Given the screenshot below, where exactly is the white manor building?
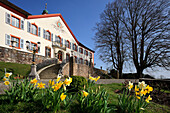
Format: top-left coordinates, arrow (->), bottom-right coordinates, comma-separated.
0,0 -> 94,66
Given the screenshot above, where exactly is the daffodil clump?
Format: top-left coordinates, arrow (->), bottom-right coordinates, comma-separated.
118,81 -> 154,113
133,81 -> 153,103
3,73 -> 12,86
89,75 -> 100,82
41,75 -> 73,112
77,80 -> 113,113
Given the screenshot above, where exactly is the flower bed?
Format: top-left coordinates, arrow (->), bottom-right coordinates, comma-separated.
1,73 -> 163,113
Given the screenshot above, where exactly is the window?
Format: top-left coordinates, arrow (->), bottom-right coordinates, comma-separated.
45,47 -> 51,58
11,16 -> 20,28
84,50 -> 86,55
66,53 -> 70,62
73,44 -> 77,51
90,53 -> 92,58
56,36 -> 61,43
65,40 -> 70,48
86,50 -> 88,56
55,36 -> 62,47
30,42 -> 37,51
11,36 -> 20,48
43,30 -> 51,40
79,48 -> 83,54
79,58 -> 83,64
46,31 -> 50,40
74,56 -> 77,63
32,24 -> 37,35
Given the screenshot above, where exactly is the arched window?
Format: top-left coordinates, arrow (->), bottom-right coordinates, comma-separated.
32,24 -> 37,35
46,31 -> 50,40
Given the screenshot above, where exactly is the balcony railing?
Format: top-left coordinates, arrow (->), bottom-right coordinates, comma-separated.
52,41 -> 66,50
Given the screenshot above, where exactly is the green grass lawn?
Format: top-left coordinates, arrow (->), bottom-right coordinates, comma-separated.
0,61 -> 31,79
0,83 -> 169,113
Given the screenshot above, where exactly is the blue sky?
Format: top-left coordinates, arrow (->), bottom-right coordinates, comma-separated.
8,0 -> 170,78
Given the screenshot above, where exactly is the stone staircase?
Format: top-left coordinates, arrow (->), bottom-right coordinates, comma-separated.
39,64 -> 61,79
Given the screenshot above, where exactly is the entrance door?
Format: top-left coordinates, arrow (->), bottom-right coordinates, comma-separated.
58,51 -> 62,61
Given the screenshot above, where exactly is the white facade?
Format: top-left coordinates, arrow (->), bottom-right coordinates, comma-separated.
0,1 -> 94,65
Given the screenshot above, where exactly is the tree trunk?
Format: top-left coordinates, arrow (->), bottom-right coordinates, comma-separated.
119,69 -> 122,79
137,68 -> 143,78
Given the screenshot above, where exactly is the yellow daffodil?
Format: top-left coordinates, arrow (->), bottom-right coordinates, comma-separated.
60,93 -> 67,101
135,85 -> 139,92
52,81 -> 63,91
145,95 -> 152,103
128,81 -> 133,91
63,85 -> 66,91
5,73 -> 12,78
37,82 -> 45,89
145,85 -> 153,93
64,77 -> 72,86
94,76 -> 100,82
4,81 -> 10,85
56,75 -> 61,82
31,78 -> 38,84
138,81 -> 147,89
136,96 -> 140,99
140,88 -> 147,96
135,91 -> 140,96
49,80 -> 55,86
3,77 -> 8,81
83,91 -> 89,97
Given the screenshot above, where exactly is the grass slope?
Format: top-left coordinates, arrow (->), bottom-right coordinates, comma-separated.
0,61 -> 31,79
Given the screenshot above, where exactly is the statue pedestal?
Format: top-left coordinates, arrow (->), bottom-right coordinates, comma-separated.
29,64 -> 40,80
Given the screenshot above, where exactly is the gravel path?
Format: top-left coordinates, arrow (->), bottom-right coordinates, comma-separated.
0,79 -> 139,94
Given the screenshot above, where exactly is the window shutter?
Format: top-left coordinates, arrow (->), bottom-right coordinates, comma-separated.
5,34 -> 10,45
27,21 -> 31,32
21,20 -> 24,30
38,27 -> 41,37
61,38 -> 63,47
65,39 -> 67,46
72,43 -> 74,50
77,46 -> 78,52
20,39 -> 24,49
43,29 -> 45,38
5,13 -> 8,23
5,13 -> 10,24
70,42 -> 72,49
51,33 -> 53,42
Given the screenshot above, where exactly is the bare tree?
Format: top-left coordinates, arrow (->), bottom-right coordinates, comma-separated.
121,0 -> 170,78
93,1 -> 126,78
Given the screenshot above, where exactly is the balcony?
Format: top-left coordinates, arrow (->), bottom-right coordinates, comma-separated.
52,41 -> 66,50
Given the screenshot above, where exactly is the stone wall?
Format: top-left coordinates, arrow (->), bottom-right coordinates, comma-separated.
62,63 -> 93,78
0,46 -> 46,64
